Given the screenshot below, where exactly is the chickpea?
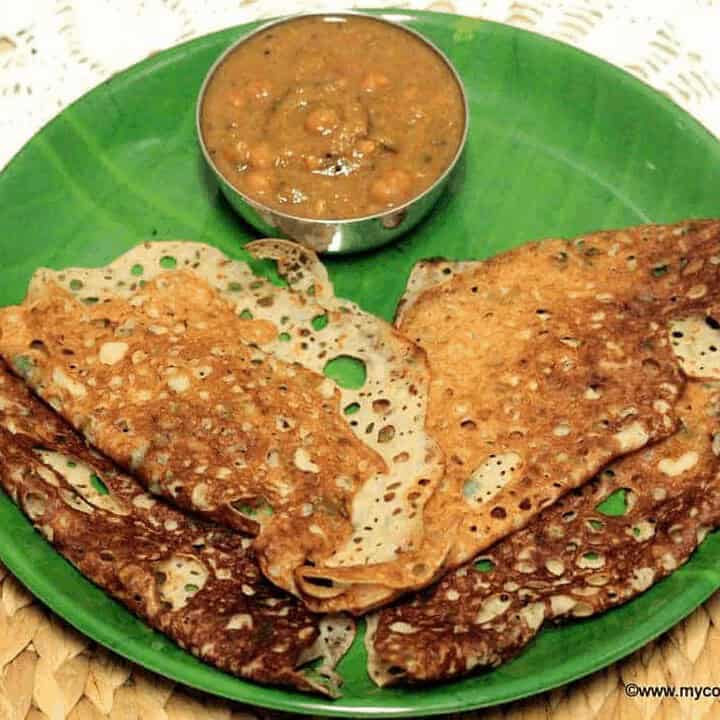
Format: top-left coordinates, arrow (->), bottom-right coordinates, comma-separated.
222,139 -> 249,166
356,139 -> 377,155
244,171 -> 274,196
234,140 -> 250,161
360,71 -> 390,92
406,104 -> 426,125
304,154 -> 325,171
228,91 -> 246,109
304,107 -> 339,135
246,79 -> 272,101
369,169 -> 412,205
401,84 -> 419,101
248,141 -> 274,170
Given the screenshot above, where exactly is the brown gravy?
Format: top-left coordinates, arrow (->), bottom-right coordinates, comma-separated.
200,15 -> 465,220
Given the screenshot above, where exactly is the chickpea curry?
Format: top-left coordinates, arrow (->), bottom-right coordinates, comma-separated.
200,15 -> 466,220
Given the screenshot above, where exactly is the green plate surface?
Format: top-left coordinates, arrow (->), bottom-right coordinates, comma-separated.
1,9 -> 720,717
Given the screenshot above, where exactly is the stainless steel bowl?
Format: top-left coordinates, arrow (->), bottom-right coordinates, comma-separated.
196,12 -> 469,254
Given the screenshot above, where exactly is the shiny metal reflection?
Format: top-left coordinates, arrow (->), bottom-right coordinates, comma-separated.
196,11 -> 469,254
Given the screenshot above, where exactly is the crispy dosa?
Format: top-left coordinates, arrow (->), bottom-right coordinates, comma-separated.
0,364 -> 353,696
396,220 -> 720,569
0,242 -> 445,613
367,380 -> 720,684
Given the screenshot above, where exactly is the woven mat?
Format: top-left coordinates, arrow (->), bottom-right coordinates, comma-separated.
0,563 -> 718,720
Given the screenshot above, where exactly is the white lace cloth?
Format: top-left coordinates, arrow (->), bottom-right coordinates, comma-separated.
1,1 -> 719,170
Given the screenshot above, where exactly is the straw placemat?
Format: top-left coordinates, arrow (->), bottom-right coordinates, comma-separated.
0,561 -> 717,720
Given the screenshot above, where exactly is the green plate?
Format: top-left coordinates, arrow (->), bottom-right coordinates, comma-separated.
1,9 -> 720,717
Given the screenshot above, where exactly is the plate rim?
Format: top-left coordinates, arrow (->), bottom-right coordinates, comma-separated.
1,8 -> 720,717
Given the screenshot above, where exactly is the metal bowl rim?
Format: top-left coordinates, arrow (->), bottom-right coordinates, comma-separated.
195,10 -> 470,226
